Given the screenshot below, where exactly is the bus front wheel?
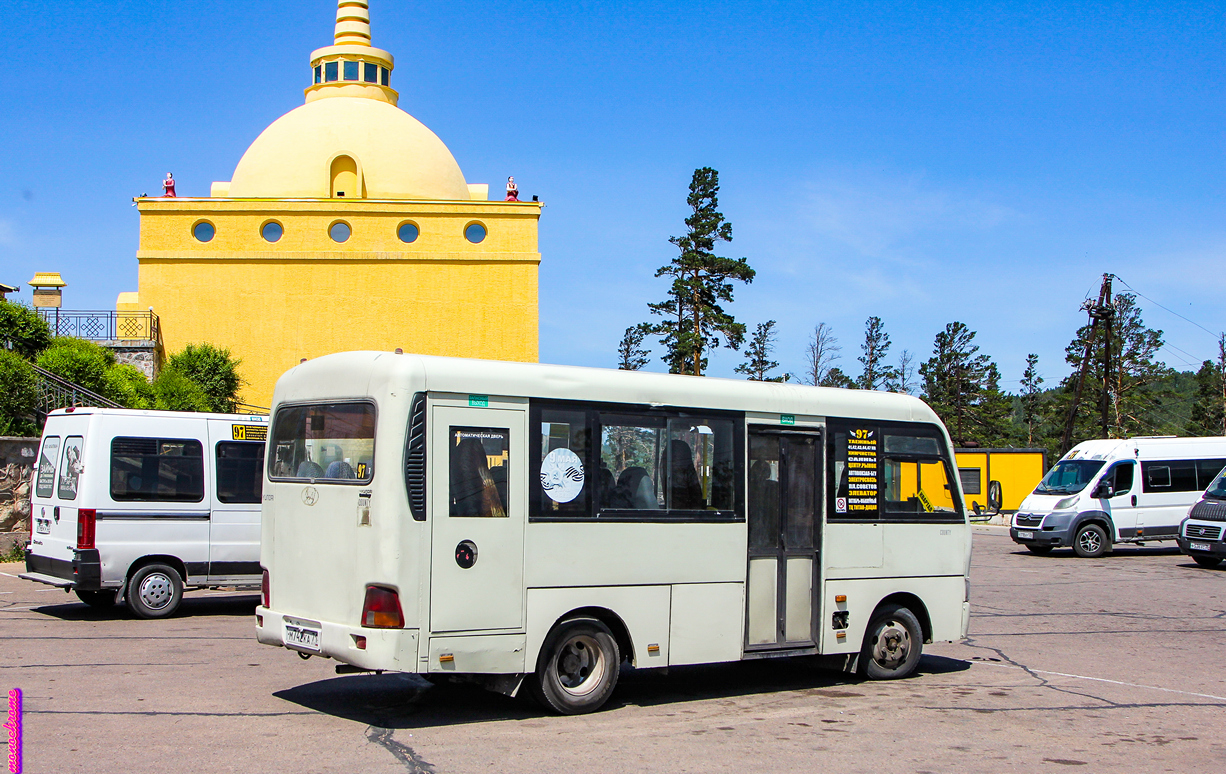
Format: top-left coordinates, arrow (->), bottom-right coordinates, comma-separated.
859,605 -> 923,680
532,617 -> 620,715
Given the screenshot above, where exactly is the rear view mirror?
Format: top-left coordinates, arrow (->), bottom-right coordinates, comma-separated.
987,480 -> 1003,513
1093,483 -> 1114,499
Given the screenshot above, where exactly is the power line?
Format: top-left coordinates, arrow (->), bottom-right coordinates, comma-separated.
1114,275 -> 1222,341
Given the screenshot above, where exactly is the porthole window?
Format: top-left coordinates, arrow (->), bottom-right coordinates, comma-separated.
261,221 -> 283,243
192,221 -> 215,243
464,222 -> 487,244
343,61 -> 359,81
329,221 -> 352,243
397,222 -> 419,243
363,62 -> 378,83
325,62 -> 338,82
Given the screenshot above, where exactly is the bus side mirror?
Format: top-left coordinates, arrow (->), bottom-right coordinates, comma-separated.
1093,482 -> 1113,499
987,481 -> 1003,513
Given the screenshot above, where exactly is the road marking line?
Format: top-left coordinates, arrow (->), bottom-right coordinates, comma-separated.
972,660 -> 1226,702
0,572 -> 21,578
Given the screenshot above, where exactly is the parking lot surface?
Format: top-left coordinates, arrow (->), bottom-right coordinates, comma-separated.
3,527 -> 1225,773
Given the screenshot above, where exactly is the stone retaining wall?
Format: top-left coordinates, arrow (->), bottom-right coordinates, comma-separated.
0,437 -> 38,534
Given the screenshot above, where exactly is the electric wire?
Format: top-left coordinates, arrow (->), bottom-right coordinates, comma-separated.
1113,275 -> 1223,341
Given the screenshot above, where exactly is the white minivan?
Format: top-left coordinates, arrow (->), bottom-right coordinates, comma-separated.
1011,436 -> 1226,558
21,407 -> 268,617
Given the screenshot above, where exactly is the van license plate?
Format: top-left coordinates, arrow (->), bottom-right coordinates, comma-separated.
1017,531 -> 1034,540
284,621 -> 321,652
1190,542 -> 1211,552
35,519 -> 50,534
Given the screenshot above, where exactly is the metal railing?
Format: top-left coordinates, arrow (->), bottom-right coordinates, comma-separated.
37,309 -> 161,345
32,364 -> 122,420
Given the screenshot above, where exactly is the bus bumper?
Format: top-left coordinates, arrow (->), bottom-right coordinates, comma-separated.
255,606 -> 419,673
21,549 -> 104,590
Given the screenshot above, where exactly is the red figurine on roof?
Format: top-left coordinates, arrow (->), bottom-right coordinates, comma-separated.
505,176 -> 519,202
162,173 -> 176,197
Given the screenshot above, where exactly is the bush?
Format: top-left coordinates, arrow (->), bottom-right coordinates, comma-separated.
0,300 -> 52,360
0,350 -> 38,436
104,364 -> 155,409
36,337 -> 116,396
167,343 -> 243,413
153,367 -> 213,412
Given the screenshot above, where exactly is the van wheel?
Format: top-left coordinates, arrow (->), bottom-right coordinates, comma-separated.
859,604 -> 923,680
531,618 -> 620,715
1073,524 -> 1108,558
1025,545 -> 1053,556
1193,556 -> 1222,569
127,564 -> 183,619
76,589 -> 117,608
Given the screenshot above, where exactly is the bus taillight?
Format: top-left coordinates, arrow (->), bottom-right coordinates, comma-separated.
362,585 -> 404,628
261,568 -> 270,608
76,509 -> 96,550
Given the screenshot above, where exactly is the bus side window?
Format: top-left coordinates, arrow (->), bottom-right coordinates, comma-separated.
538,409 -> 590,516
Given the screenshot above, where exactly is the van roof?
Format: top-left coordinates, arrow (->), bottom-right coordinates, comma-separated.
1066,435 -> 1226,462
44,407 -> 267,422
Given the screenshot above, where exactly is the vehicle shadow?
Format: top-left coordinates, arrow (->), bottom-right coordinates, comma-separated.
273,653 -> 969,729
1012,545 -> 1184,559
30,593 -> 259,621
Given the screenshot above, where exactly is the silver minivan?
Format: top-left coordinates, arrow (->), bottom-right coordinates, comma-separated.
21,408 -> 268,617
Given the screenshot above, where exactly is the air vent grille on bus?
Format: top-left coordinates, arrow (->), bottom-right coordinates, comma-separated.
406,392 -> 427,521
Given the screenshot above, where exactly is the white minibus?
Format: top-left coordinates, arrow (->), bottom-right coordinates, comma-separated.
255,352 -> 972,714
21,408 -> 268,617
1011,436 -> 1226,558
1177,465 -> 1226,568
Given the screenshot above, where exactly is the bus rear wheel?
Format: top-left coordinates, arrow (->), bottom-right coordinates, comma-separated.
859,605 -> 923,680
532,617 -> 620,715
127,563 -> 183,619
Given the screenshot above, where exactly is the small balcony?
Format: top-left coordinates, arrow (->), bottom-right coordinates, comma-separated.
37,309 -> 162,347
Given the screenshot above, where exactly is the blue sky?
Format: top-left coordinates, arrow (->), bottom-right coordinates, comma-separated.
2,1 -> 1224,390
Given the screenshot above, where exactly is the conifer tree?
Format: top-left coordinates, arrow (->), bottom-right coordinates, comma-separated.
616,324 -> 652,371
820,367 -> 857,388
919,321 -> 1010,446
1188,334 -> 1226,435
857,316 -> 897,390
736,321 -> 786,382
1019,353 -> 1044,446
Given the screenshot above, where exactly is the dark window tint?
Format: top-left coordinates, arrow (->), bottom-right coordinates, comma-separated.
784,436 -> 817,549
343,61 -> 359,81
325,61 -> 338,82
111,438 -> 204,502
1111,462 -> 1134,494
380,67 -> 389,86
314,65 -> 322,84
830,421 -> 961,520
538,409 -> 590,517
1196,459 -> 1226,489
364,62 -> 378,83
959,468 -> 981,495
270,402 -> 375,483
666,418 -> 735,511
748,434 -> 780,550
599,415 -> 664,511
1143,460 -> 1198,492
35,436 -> 61,498
216,442 -> 264,503
450,427 -> 509,517
58,436 -> 84,501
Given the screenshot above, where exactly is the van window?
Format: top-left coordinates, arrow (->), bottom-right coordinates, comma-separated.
35,436 -> 61,498
58,436 -> 84,500
1142,460 -> 1198,493
1109,462 -> 1134,494
269,402 -> 375,483
1196,459 -> 1226,489
111,438 -> 205,502
216,442 -> 265,504
449,427 -> 509,517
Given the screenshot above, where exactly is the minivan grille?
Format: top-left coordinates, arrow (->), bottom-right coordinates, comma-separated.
1185,524 -> 1223,540
1189,500 -> 1226,522
1015,514 -> 1043,527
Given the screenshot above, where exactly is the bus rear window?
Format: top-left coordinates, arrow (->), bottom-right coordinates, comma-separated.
270,402 -> 375,483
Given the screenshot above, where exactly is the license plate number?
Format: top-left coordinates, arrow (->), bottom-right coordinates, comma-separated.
284,620 -> 321,652
1190,542 -> 1211,552
35,519 -> 51,534
1017,531 -> 1034,540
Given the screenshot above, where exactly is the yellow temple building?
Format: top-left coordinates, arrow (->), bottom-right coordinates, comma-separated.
126,0 -> 541,406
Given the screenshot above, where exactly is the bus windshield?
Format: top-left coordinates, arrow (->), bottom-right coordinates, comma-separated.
1205,469 -> 1226,500
1033,459 -> 1105,495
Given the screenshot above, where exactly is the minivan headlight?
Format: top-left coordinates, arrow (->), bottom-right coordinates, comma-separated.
1054,496 -> 1079,510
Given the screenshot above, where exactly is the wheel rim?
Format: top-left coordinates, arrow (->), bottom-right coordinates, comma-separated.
553,634 -> 606,697
870,619 -> 912,669
1079,529 -> 1101,554
138,572 -> 174,611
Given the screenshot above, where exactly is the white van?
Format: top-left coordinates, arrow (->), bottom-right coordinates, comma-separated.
21,407 -> 268,617
1011,436 -> 1226,558
1177,466 -> 1226,569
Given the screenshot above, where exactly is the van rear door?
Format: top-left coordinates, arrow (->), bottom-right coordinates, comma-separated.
208,418 -> 266,583
27,425 -> 87,582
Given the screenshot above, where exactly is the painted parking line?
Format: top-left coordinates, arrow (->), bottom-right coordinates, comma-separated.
972,660 -> 1226,702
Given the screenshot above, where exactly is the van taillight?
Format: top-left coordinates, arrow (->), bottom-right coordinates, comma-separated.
261,569 -> 270,608
361,586 -> 404,629
76,509 -> 97,550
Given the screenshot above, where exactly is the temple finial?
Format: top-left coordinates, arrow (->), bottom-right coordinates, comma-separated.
335,0 -> 372,46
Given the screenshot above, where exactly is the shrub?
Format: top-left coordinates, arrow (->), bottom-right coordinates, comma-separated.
0,300 -> 53,360
153,367 -> 213,412
166,343 -> 243,413
104,364 -> 155,409
0,350 -> 38,436
35,337 -> 115,396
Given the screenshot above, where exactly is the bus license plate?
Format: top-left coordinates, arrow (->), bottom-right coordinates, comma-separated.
1017,531 -> 1034,540
1190,542 -> 1211,552
284,620 -> 321,652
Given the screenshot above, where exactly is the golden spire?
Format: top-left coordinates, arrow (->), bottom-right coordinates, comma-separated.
334,0 -> 372,46
306,0 -> 397,105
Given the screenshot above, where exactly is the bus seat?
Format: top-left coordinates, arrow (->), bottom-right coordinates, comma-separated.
325,461 -> 355,479
668,440 -> 704,510
296,460 -> 325,478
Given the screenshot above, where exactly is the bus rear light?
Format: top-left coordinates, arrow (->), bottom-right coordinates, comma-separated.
361,585 -> 404,629
353,635 -> 367,650
76,509 -> 96,550
261,569 -> 270,608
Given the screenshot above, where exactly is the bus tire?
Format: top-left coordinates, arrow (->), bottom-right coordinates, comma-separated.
1072,523 -> 1108,558
127,563 -> 183,619
1193,556 -> 1222,569
76,589 -> 117,608
532,617 -> 620,715
1025,544 -> 1053,556
859,605 -> 923,680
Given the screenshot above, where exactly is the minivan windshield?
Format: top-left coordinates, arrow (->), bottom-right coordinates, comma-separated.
1034,459 -> 1106,495
1205,469 -> 1226,500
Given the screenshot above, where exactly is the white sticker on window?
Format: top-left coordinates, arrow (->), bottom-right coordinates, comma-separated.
540,448 -> 584,503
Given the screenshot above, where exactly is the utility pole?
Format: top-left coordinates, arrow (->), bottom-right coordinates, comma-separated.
1060,273 -> 1116,455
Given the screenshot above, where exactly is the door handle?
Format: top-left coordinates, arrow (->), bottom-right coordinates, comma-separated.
1131,495 -> 1137,506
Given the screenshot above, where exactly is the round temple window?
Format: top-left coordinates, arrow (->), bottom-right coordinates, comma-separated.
329,221 -> 351,243
397,222 -> 419,243
192,221 -> 215,243
261,221 -> 283,243
464,222 -> 487,244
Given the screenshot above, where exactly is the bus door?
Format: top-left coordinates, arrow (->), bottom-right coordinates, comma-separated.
746,428 -> 822,650
429,406 -> 526,633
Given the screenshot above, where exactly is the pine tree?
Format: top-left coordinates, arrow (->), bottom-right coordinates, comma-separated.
1187,335 -> 1226,435
736,321 -> 786,382
919,322 -> 1010,446
820,367 -> 857,388
1019,353 -> 1044,446
646,167 -> 755,375
617,324 -> 652,371
803,322 -> 841,386
857,316 -> 898,390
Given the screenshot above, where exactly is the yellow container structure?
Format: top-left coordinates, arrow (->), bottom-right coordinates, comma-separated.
953,448 -> 1048,513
